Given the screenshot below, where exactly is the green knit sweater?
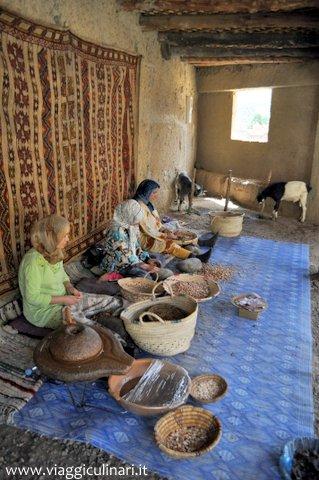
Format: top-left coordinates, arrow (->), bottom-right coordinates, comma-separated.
18,248 -> 69,328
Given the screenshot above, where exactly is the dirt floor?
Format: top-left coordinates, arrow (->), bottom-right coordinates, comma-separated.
1,198 -> 318,479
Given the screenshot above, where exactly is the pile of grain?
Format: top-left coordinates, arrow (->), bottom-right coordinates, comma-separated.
200,263 -> 235,282
192,379 -> 221,401
171,281 -> 210,300
165,426 -> 210,453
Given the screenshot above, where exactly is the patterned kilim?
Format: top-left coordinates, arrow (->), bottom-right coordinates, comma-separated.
0,9 -> 140,295
0,327 -> 42,424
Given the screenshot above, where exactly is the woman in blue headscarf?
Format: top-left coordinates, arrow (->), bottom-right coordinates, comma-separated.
133,179 -> 192,259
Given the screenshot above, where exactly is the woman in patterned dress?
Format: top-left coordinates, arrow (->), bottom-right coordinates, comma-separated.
133,179 -> 194,259
99,199 -> 159,277
18,215 -> 122,329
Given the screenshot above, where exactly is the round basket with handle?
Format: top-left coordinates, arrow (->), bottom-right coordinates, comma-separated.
117,274 -> 165,303
121,296 -> 198,356
163,274 -> 220,303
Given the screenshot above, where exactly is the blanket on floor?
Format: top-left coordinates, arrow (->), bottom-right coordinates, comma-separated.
14,236 -> 313,479
0,328 -> 42,424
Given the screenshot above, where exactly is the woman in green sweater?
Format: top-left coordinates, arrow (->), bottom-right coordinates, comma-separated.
18,215 -> 121,329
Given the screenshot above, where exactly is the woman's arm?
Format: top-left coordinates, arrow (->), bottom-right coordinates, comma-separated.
64,281 -> 83,299
50,294 -> 81,306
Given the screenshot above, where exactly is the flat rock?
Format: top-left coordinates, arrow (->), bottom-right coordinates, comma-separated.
157,268 -> 174,280
177,258 -> 202,274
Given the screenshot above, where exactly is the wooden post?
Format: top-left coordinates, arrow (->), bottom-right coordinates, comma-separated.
224,169 -> 232,211
260,170 -> 272,216
189,166 -> 197,212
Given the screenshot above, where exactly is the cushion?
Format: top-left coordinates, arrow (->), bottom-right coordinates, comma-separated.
8,315 -> 53,338
76,277 -> 120,296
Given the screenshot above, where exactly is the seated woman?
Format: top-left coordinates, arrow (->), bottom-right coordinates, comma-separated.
99,199 -> 159,278
18,215 -> 122,329
133,179 -> 200,260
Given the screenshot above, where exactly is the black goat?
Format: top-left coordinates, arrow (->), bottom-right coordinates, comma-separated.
174,172 -> 205,211
257,181 -> 311,222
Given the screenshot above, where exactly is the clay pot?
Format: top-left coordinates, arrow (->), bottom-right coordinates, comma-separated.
108,358 -> 190,416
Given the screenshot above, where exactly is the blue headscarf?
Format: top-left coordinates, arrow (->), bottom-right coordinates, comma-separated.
133,179 -> 160,212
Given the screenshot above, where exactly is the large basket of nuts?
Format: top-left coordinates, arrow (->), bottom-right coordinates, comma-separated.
120,296 -> 198,356
163,274 -> 220,303
154,405 -> 222,459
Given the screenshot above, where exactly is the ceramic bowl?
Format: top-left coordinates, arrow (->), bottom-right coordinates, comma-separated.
108,358 -> 191,416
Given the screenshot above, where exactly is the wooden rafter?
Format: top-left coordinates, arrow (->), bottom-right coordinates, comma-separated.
183,57 -> 311,66
158,30 -> 319,49
171,46 -> 319,58
119,1 -> 319,14
140,12 -> 319,31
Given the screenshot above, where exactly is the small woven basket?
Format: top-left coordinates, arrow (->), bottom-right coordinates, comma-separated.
173,230 -> 198,246
154,405 -> 222,459
190,374 -> 228,404
117,275 -> 164,303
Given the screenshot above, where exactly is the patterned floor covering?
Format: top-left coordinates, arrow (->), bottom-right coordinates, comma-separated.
14,236 -> 313,480
0,328 -> 42,425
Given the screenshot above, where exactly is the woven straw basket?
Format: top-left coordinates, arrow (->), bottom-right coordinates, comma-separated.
117,275 -> 164,303
163,274 -> 220,303
173,230 -> 198,246
190,374 -> 228,404
210,212 -> 244,237
154,405 -> 222,459
121,296 -> 198,356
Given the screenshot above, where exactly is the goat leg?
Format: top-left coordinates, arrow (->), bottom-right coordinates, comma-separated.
272,200 -> 281,220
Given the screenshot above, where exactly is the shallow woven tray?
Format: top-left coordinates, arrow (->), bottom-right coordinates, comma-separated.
163,274 -> 220,303
190,374 -> 228,404
118,277 -> 164,302
154,405 -> 222,459
171,230 -> 198,246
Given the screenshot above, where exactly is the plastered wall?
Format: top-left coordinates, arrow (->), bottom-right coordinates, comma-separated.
0,0 -> 197,211
196,63 -> 319,221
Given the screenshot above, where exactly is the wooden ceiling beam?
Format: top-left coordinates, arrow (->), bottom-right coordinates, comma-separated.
120,1 -> 319,14
170,46 -> 319,59
158,30 -> 319,49
183,57 -> 310,66
139,12 -> 319,31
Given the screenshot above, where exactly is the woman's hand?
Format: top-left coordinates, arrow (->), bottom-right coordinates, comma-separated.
65,283 -> 83,299
147,259 -> 161,269
63,295 -> 81,306
161,228 -> 177,239
139,262 -> 160,273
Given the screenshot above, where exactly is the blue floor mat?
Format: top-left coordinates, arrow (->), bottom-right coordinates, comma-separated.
14,236 -> 313,480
